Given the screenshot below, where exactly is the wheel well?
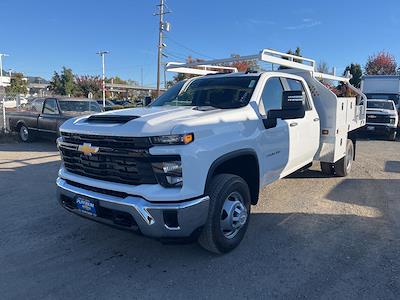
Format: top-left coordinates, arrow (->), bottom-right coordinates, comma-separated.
207,152 -> 260,205
15,121 -> 26,132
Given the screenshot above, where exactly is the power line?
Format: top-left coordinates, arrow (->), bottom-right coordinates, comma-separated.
164,36 -> 216,59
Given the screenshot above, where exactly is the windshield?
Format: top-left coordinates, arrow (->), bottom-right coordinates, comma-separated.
151,76 -> 259,109
365,93 -> 399,105
367,101 -> 395,110
58,100 -> 102,113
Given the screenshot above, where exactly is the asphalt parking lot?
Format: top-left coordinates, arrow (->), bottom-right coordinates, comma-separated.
1,139 -> 399,299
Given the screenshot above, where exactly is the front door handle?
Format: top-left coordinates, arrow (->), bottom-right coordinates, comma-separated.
290,122 -> 298,127
313,118 -> 320,122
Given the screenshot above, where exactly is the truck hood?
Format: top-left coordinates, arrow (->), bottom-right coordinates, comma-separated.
59,106 -> 252,137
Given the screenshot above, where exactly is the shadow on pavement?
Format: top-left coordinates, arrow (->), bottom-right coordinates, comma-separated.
1,146 -> 399,299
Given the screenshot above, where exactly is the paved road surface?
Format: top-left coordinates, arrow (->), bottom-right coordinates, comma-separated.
0,139 -> 399,299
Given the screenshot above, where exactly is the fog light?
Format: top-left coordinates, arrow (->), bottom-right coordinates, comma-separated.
152,160 -> 183,187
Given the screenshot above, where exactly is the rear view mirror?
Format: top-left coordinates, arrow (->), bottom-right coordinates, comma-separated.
144,96 -> 152,106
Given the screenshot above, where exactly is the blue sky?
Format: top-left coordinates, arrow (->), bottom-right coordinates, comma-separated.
1,0 -> 399,86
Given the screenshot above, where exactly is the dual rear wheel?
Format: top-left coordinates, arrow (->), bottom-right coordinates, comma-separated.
320,139 -> 354,177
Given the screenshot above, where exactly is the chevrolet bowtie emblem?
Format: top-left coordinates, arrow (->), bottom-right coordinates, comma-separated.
78,143 -> 99,156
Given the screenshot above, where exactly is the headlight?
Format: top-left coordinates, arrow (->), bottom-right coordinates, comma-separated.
152,160 -> 183,187
390,118 -> 396,124
150,133 -> 194,145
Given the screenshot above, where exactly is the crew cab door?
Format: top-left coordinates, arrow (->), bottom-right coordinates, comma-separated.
258,76 -> 319,179
38,98 -> 60,134
280,77 -> 319,174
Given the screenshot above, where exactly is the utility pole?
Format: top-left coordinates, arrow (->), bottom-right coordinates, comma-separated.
154,0 -> 170,96
96,51 -> 109,107
0,53 -> 9,133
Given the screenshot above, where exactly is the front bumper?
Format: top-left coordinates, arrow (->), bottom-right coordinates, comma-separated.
56,178 -> 209,238
364,123 -> 397,134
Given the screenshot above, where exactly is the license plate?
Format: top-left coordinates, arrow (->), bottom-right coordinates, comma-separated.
76,197 -> 97,217
367,126 -> 375,131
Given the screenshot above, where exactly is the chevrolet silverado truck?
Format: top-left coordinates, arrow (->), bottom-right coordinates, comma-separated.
56,49 -> 366,253
8,97 -> 102,142
365,99 -> 398,141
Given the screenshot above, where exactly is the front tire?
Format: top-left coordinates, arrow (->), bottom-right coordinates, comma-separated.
18,124 -> 32,142
198,174 -> 251,254
388,130 -> 397,141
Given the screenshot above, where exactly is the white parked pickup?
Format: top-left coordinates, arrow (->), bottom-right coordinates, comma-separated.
56,49 -> 366,253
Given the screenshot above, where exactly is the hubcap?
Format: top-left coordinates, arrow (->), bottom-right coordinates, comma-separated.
220,191 -> 248,239
20,126 -> 28,141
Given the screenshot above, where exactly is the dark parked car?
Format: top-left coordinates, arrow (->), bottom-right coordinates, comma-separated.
96,99 -> 117,111
110,99 -> 133,106
8,97 -> 103,142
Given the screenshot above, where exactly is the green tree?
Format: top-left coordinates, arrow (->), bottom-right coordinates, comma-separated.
49,67 -> 76,96
343,63 -> 362,88
61,67 -> 75,96
5,73 -> 28,95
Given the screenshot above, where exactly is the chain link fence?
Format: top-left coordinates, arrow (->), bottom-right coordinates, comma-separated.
1,90 -> 27,134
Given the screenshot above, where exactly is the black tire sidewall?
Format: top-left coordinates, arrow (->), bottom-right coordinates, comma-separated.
207,175 -> 251,253
19,125 -> 29,142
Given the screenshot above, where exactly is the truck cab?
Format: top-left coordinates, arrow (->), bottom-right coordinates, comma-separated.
56,49 -> 366,253
365,99 -> 398,140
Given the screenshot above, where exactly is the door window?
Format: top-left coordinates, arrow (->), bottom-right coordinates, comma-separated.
31,99 -> 44,112
43,99 -> 59,114
259,77 -> 284,115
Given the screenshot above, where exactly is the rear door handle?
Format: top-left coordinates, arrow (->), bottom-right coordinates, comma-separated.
290,122 -> 298,127
313,118 -> 319,122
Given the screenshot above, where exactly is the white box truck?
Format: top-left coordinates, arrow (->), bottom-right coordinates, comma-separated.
56,49 -> 366,253
361,75 -> 400,109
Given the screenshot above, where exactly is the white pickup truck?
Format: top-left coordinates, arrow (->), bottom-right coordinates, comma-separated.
56,49 -> 366,253
365,99 -> 398,140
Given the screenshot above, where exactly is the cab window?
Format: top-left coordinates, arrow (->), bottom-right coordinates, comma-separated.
259,77 -> 284,115
43,99 -> 59,114
31,99 -> 44,112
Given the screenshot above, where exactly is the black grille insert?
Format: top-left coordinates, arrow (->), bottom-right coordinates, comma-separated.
367,114 -> 391,124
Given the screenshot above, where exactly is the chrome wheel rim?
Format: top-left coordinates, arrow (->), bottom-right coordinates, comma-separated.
20,126 -> 29,141
220,191 -> 248,239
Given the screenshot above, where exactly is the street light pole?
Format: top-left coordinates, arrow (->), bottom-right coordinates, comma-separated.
0,53 -> 10,133
96,51 -> 109,107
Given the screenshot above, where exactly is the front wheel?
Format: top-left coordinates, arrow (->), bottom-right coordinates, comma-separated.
388,130 -> 397,141
198,174 -> 251,254
18,124 -> 32,142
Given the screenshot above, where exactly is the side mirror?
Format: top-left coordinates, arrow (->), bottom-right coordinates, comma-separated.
144,96 -> 152,106
262,90 -> 306,129
282,90 -> 305,110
